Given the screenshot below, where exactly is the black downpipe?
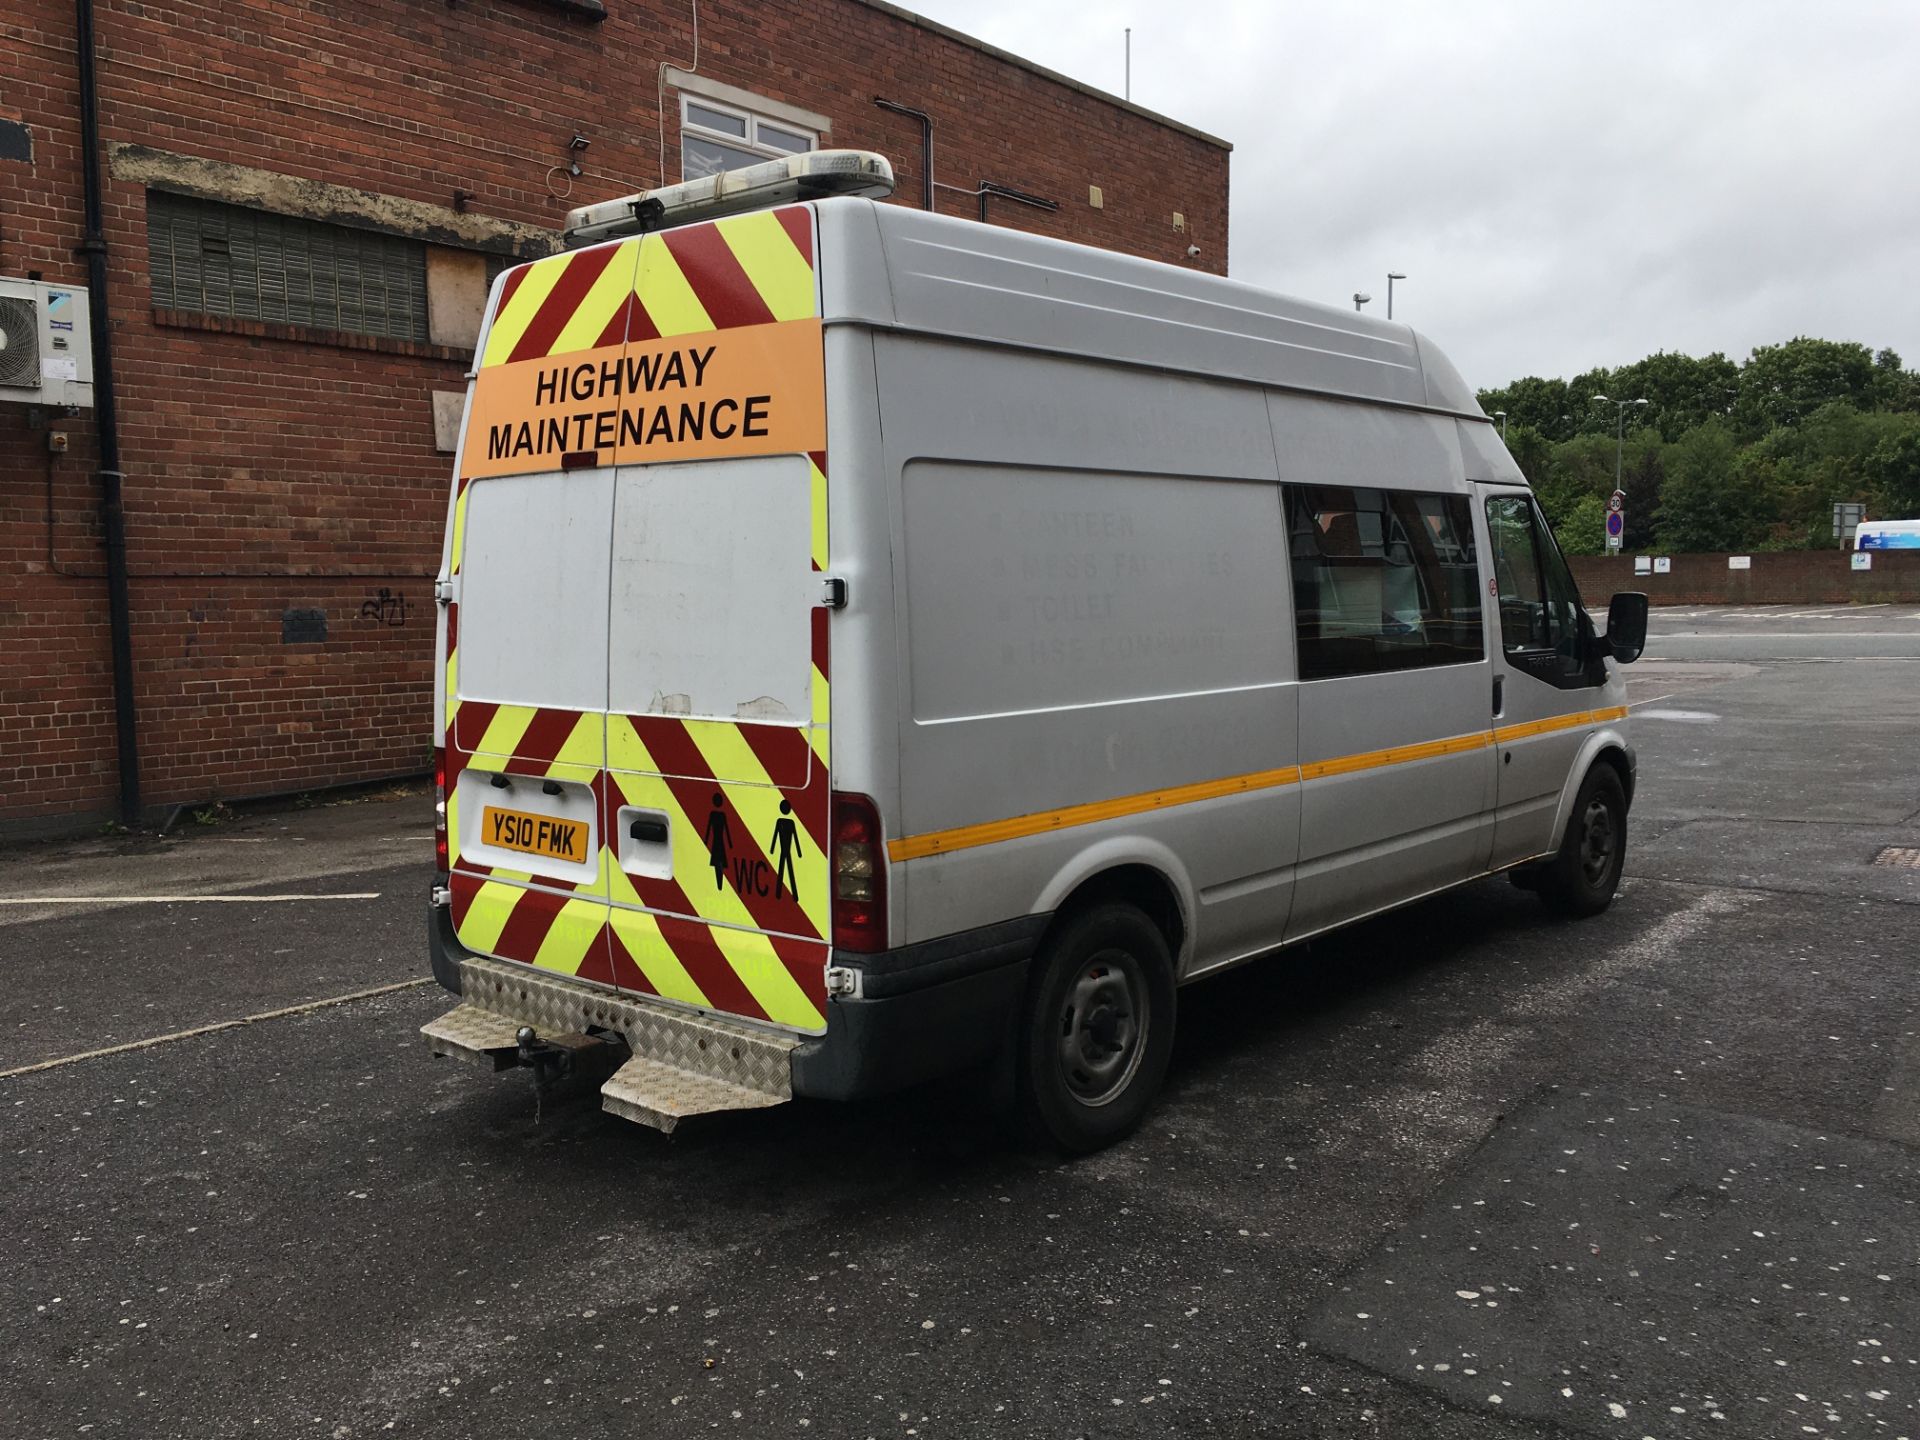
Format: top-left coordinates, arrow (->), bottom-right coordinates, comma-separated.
75,0 -> 141,824
872,98 -> 933,211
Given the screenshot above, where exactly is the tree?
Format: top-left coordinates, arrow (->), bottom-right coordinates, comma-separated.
1607,350 -> 1739,440
1553,492 -> 1608,556
1865,428 -> 1920,520
1734,338 -> 1879,438
1656,420 -> 1772,551
1476,375 -> 1574,439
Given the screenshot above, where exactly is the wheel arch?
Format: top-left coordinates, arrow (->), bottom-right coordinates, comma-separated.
1548,727 -> 1635,847
1030,838 -> 1193,974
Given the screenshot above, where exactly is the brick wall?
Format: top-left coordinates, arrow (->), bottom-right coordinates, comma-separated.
0,0 -> 1231,833
1569,551 -> 1920,606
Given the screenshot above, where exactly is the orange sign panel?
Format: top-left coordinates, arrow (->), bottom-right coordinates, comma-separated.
461,317 -> 825,479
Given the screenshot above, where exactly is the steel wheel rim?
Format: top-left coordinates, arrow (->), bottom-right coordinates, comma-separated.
1579,796 -> 1617,885
1056,948 -> 1148,1106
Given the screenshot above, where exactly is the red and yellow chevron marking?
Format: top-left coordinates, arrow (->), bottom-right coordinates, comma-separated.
478,207 -> 815,369
442,205 -> 832,1034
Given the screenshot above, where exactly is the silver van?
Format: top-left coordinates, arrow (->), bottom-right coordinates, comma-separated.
422,153 -> 1648,1152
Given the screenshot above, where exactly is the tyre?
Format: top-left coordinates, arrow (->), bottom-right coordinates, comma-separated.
1015,902 -> 1176,1155
1535,764 -> 1627,918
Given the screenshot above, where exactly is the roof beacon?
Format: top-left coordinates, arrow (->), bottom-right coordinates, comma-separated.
564,150 -> 896,247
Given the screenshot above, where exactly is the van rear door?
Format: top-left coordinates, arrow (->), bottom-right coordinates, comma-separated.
448,208 -> 829,1031
443,232 -> 650,989
603,452 -> 831,1033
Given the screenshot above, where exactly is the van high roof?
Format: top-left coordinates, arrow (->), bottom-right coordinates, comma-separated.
810,198 -> 1485,422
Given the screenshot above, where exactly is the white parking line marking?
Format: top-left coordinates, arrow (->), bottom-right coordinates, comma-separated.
0,978 -> 435,1080
0,892 -> 381,906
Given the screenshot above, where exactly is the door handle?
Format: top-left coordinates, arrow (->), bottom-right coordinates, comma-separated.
1492,676 -> 1504,717
629,818 -> 668,844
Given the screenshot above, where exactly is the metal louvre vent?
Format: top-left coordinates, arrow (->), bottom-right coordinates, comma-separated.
0,294 -> 39,387
147,191 -> 429,343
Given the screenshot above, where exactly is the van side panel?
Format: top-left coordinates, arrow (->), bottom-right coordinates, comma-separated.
874,335 -> 1299,972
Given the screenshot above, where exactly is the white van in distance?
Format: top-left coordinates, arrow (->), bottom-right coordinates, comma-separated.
422,152 -> 1649,1152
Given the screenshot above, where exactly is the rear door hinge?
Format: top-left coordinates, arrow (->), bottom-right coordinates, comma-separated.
434,578 -> 454,605
820,576 -> 848,609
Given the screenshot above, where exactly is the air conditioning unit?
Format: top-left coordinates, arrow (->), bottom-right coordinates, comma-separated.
0,278 -> 95,408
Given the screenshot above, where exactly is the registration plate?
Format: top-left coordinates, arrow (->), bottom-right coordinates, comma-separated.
482,805 -> 588,863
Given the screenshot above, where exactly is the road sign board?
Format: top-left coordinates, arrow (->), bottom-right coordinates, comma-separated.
1608,492 -> 1625,513
1606,510 -> 1625,538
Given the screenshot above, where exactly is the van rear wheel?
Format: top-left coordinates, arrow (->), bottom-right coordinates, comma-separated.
1536,765 -> 1627,918
1016,902 -> 1175,1155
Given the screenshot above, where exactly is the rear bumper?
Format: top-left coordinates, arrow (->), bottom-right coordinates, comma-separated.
426,880 -> 1045,1103
790,914 -> 1047,1102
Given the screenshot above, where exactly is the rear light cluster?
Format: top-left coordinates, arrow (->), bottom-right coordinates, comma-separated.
433,746 -> 450,871
830,791 -> 887,953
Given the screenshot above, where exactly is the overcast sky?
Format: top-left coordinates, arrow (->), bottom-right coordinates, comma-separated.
911,0 -> 1920,390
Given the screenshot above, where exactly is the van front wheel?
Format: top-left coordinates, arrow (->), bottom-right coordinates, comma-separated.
1016,903 -> 1176,1155
1536,765 -> 1627,918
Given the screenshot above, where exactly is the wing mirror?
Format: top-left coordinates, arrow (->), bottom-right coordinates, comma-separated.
1604,591 -> 1649,664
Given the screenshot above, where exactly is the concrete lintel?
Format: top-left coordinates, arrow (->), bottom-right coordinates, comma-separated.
108,145 -> 557,259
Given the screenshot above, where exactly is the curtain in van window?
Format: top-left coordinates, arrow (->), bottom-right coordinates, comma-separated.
1286,486 -> 1483,681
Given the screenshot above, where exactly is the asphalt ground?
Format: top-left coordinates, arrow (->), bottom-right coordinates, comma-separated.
3,606 -> 1917,1439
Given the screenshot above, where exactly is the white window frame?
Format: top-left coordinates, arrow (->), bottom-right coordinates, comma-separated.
679,93 -> 817,181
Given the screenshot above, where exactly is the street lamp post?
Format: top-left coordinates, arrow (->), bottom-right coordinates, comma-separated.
1353,292 -> 1371,312
1592,394 -> 1649,491
1493,410 -> 1508,439
1387,271 -> 1405,319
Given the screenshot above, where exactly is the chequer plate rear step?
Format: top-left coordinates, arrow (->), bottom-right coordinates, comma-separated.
422,955 -> 800,1134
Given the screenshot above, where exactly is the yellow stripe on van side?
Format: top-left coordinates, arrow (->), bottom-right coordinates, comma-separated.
1494,705 -> 1628,744
1299,730 -> 1490,780
887,705 -> 1631,864
887,765 -> 1303,863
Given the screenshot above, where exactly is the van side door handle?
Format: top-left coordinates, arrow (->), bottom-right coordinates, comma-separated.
1492,675 -> 1503,717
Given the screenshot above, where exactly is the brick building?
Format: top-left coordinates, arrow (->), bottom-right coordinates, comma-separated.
0,0 -> 1231,836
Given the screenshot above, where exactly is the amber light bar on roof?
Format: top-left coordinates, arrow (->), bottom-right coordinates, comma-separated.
563,150 -> 896,247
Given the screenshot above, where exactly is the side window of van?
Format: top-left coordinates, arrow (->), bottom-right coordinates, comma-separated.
1485,496 -> 1587,680
1286,486 -> 1484,681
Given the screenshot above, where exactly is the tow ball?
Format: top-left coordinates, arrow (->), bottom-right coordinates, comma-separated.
515,1025 -> 577,1084
512,1024 -> 623,1093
